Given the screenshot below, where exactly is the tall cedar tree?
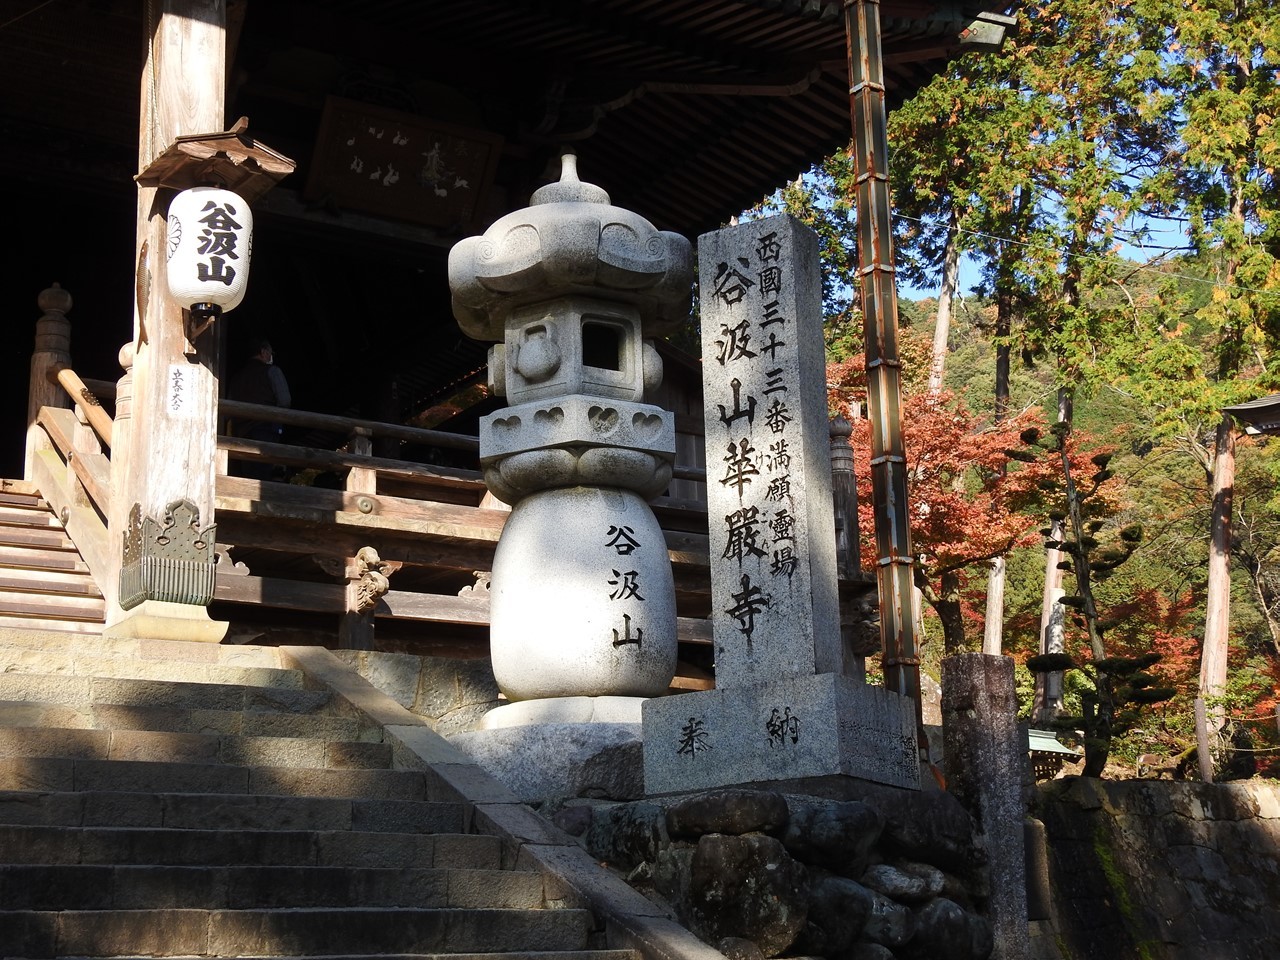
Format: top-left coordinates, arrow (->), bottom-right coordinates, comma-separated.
1126,0 -> 1280,730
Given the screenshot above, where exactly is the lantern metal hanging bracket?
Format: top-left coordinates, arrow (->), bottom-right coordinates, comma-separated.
135,117 -> 296,204
184,303 -> 221,344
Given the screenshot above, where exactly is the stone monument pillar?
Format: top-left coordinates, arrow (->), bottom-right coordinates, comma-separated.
643,214 -> 919,794
449,155 -> 692,726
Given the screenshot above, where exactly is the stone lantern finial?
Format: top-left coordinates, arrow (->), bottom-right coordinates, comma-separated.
529,152 -> 610,206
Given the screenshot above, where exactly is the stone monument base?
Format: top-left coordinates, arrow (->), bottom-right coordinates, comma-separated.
480,695 -> 645,729
642,672 -> 920,795
449,721 -> 643,803
102,600 -> 229,644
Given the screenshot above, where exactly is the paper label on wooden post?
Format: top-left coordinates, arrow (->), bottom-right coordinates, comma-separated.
167,364 -> 198,419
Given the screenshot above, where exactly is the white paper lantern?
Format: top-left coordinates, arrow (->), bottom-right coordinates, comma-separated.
166,186 -> 253,315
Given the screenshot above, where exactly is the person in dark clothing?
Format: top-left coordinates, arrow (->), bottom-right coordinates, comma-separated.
227,339 -> 291,479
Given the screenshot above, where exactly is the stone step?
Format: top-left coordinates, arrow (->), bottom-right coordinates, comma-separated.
0,824 -> 503,869
0,628 -> 286,669
0,864 -> 544,910
0,673 -> 336,716
0,756 -> 430,799
0,906 -> 594,958
0,647 -> 306,690
0,726 -> 393,770
0,790 -> 466,834
0,698 -> 378,742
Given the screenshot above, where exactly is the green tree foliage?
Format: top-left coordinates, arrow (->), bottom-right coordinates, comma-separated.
1023,428 -> 1175,774
756,0 -> 1280,769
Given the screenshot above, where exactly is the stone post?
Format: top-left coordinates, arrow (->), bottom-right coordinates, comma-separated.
642,215 -> 918,795
942,653 -> 1031,960
26,283 -> 73,481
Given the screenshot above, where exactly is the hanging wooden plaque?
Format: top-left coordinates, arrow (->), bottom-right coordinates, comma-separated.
304,96 -> 503,229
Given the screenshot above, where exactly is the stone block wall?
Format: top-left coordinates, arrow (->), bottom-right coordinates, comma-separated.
1035,777 -> 1280,960
555,784 -> 995,960
330,649 -> 500,734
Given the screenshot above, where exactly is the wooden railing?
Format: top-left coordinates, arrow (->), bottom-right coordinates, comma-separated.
31,372 -> 725,673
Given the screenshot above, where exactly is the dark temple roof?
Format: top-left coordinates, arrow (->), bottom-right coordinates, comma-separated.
0,0 -> 1013,238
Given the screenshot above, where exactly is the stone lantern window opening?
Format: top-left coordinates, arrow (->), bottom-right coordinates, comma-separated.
582,320 -> 623,373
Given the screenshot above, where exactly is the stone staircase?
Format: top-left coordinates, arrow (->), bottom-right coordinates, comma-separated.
0,489 -> 104,636
0,628 -> 665,960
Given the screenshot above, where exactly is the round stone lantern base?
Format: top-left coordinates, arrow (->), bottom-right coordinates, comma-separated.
489,485 -> 677,701
479,695 -> 645,728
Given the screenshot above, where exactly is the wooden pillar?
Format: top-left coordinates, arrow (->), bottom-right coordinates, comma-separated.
829,417 -> 861,577
844,0 -> 922,740
26,284 -> 73,481
830,416 -> 868,680
104,1 -> 228,643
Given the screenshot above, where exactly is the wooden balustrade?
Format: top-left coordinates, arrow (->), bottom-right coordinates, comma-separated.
51,367 -> 113,448
26,293 -> 867,669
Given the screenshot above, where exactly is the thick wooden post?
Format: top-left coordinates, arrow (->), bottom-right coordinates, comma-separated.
26,283 -> 73,481
104,1 -> 228,642
831,416 -> 868,680
829,417 -> 861,577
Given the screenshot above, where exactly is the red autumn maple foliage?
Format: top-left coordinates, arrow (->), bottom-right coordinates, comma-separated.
841,385 -> 1058,651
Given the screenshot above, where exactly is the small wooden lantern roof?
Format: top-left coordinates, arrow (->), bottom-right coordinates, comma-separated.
135,118 -> 295,206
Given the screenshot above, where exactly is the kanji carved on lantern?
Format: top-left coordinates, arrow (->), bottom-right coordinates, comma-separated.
448,154 -> 692,712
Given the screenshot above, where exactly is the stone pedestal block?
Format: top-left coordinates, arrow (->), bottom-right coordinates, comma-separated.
101,599 -> 229,643
490,485 -> 676,701
480,696 -> 645,727
942,653 -> 1029,960
643,673 -> 919,795
450,722 -> 643,802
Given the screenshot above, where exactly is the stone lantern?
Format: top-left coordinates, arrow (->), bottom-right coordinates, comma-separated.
449,155 -> 692,721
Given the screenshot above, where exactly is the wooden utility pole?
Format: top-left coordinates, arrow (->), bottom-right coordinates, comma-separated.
104,0 -> 227,641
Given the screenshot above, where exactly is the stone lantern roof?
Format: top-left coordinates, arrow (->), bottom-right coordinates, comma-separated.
448,155 -> 693,342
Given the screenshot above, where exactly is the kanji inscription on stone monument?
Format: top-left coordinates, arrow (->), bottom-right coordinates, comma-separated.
642,213 -> 920,795
698,215 -> 841,687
